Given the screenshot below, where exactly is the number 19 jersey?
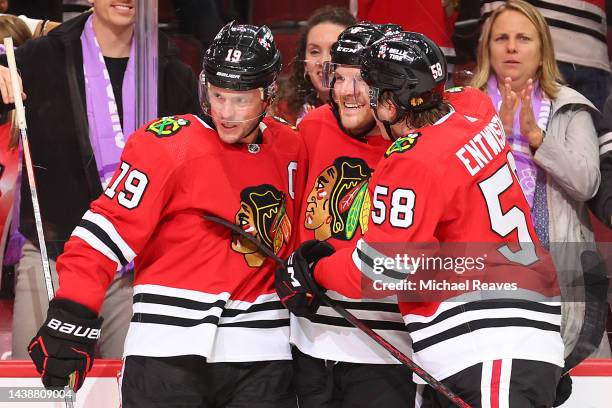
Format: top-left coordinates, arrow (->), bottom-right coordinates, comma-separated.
55,114 -> 307,363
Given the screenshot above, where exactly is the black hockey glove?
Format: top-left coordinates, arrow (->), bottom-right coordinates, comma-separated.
275,240 -> 335,317
553,374 -> 572,407
28,298 -> 103,392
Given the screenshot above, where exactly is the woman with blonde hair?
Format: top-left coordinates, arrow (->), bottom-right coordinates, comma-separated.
470,0 -> 609,369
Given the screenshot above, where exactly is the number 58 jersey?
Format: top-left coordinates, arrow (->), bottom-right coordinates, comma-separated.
314,89 -> 565,382
55,114 -> 307,362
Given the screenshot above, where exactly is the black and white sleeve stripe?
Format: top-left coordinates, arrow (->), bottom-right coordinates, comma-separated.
219,296 -> 289,329
71,210 -> 137,270
406,300 -> 561,353
599,132 -> 612,156
351,238 -> 417,284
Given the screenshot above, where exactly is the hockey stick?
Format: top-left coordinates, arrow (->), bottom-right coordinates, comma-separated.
203,214 -> 472,408
4,37 -> 76,408
563,250 -> 609,374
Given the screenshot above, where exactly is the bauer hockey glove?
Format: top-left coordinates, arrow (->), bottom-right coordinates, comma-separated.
28,298 -> 103,392
275,240 -> 335,317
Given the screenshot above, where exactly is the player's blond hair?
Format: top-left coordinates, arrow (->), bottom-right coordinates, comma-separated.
469,0 -> 562,99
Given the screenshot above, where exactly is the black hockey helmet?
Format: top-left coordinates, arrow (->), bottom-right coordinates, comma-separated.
329,22 -> 400,67
378,23 -> 405,36
361,31 -> 447,113
324,22 -> 402,140
201,21 -> 281,96
324,22 -> 402,84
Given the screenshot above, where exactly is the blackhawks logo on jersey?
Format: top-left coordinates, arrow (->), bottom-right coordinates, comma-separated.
384,132 -> 421,158
146,116 -> 190,138
305,157 -> 372,241
231,184 -> 292,268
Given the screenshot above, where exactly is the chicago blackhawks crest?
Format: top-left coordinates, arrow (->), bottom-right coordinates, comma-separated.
305,157 -> 372,241
146,116 -> 190,138
384,132 -> 421,158
231,184 -> 292,267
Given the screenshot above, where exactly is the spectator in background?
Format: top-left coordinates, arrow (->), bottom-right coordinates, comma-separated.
0,0 -> 8,13
279,6 -> 355,125
470,0 -> 609,358
481,0 -> 610,111
0,13 -> 60,38
0,0 -> 199,359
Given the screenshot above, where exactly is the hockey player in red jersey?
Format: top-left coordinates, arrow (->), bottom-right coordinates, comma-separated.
27,22 -> 306,407
288,22 -> 416,408
277,32 -> 565,407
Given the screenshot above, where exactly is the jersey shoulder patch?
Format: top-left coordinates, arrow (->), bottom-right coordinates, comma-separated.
146,116 -> 191,138
384,132 -> 421,158
270,115 -> 298,130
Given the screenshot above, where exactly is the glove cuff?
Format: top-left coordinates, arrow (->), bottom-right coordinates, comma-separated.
50,298 -> 98,319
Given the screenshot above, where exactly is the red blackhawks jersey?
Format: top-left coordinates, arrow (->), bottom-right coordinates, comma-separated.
446,86 -> 498,121
294,105 -> 411,364
56,114 -> 307,362
313,89 -> 564,381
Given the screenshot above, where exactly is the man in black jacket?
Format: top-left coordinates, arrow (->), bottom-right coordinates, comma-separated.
0,0 -> 199,358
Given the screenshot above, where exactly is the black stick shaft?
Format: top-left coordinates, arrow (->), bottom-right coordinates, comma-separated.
203,214 -> 471,408
4,36 -> 75,408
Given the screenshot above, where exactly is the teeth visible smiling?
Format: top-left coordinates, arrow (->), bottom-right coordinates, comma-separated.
344,102 -> 361,109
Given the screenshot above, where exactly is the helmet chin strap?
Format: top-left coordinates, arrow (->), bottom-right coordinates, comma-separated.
372,103 -> 405,141
381,120 -> 395,141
